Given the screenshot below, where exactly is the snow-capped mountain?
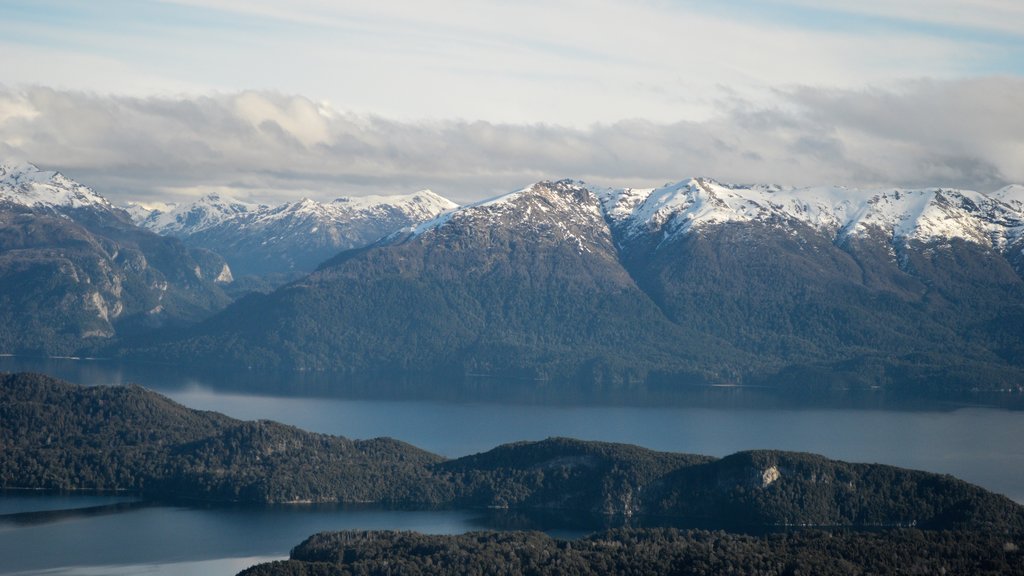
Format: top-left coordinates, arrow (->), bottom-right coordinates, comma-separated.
163,179 -> 693,376
8,160 -> 1024,391
993,184 -> 1024,207
409,180 -> 612,255
135,190 -> 458,277
403,177 -> 1024,258
0,160 -> 115,212
595,178 -> 1024,254
134,193 -> 263,235
153,177 -> 1024,392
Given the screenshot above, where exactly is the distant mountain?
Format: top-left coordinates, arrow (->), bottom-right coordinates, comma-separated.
143,180 -> 734,384
138,177 -> 1024,392
5,373 -> 1021,532
599,178 -> 1024,389
132,190 -> 458,278
0,161 -> 232,355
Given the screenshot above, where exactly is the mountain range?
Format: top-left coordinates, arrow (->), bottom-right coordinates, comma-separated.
0,161 -> 232,355
4,160 -> 1024,393
134,178 -> 1024,392
130,189 -> 457,279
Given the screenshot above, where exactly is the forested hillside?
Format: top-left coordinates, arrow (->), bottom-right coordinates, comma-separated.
3,373 -> 1022,532
239,528 -> 1024,576
127,179 -> 1024,393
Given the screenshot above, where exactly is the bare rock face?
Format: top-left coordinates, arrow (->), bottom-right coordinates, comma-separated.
761,465 -> 781,488
0,162 -> 232,355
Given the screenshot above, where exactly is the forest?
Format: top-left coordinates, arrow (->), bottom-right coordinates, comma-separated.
3,372 -> 1023,534
238,527 -> 1024,576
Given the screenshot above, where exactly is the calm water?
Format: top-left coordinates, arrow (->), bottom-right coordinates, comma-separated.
0,498 -> 486,575
2,357 -> 1024,575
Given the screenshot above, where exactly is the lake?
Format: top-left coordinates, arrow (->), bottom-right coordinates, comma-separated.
0,496 -> 492,575
2,357 -> 1024,575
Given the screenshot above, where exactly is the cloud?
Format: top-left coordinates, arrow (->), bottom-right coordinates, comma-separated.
3,1 -> 1020,126
1,79 -> 1022,205
774,0 -> 1024,37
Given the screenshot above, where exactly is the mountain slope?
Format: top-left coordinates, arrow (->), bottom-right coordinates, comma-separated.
131,176 -> 1024,392
0,161 -> 232,355
244,528 -> 1024,576
0,372 -> 443,503
599,179 -> 1024,390
142,180 -> 738,384
134,190 -> 457,278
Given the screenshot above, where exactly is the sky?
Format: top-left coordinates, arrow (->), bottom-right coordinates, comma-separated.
1,0 -> 1023,205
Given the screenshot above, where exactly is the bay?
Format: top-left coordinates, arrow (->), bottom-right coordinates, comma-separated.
0,499 -> 485,575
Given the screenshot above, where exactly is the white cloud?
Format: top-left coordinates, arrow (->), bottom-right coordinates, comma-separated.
0,80 -> 1021,206
2,1 -> 1017,126
777,0 -> 1024,36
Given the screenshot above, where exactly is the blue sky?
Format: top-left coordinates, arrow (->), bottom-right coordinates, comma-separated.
1,0 -> 1022,203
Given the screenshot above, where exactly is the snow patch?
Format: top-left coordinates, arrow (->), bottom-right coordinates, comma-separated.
592,178 -> 1024,251
0,160 -> 114,211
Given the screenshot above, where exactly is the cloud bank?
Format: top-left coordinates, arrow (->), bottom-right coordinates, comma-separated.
1,78 -> 1022,205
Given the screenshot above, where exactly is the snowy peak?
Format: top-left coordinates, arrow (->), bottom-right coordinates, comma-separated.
0,160 -> 114,211
133,188 -> 459,276
141,193 -> 262,235
593,179 -> 1024,251
331,189 -> 458,219
411,180 -> 611,254
598,178 -> 860,240
124,202 -> 161,224
142,189 -> 459,238
993,184 -> 1024,207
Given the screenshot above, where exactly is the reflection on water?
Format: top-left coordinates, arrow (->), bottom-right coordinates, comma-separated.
2,355 -> 1022,410
0,499 -> 149,527
0,494 -> 789,576
0,498 -> 482,575
5,556 -> 282,576
0,493 -> 139,516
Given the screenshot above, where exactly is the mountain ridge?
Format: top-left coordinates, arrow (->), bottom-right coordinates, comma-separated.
7,159 -> 1024,392
0,162 -> 233,354
132,188 -> 457,277
0,160 -> 115,212
139,177 -> 1024,391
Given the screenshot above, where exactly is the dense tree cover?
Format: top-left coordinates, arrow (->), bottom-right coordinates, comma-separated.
435,438 -> 713,515
0,373 -> 443,503
433,440 -> 1024,532
238,528 -> 1024,576
3,373 -> 1023,533
627,224 -> 1024,394
0,202 -> 230,355
128,189 -> 732,388
648,450 -> 1024,530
